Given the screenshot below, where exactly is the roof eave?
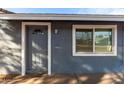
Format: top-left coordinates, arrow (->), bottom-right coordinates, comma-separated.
0,14 -> 124,21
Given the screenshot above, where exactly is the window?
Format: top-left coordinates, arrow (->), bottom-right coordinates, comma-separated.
72,25 -> 117,56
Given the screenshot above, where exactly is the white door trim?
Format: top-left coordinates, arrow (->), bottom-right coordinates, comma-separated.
21,22 -> 51,76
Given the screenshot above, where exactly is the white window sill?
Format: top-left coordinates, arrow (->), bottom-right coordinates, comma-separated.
73,52 -> 117,56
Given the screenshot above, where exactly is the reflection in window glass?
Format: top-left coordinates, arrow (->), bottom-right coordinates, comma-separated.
95,29 -> 112,53
76,29 -> 93,52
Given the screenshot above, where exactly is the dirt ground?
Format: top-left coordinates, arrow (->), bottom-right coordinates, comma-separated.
0,73 -> 123,84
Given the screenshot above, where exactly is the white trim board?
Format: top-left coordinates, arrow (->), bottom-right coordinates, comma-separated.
72,25 -> 117,56
21,22 -> 51,76
1,14 -> 124,21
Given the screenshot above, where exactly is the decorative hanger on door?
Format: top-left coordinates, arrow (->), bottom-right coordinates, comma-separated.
32,29 -> 44,35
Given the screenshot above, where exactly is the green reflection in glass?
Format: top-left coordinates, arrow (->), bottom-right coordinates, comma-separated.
95,29 -> 112,53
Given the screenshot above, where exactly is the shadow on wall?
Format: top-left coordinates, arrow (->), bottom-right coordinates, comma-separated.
52,24 -> 124,83
52,50 -> 124,83
52,27 -> 123,73
0,20 -> 21,74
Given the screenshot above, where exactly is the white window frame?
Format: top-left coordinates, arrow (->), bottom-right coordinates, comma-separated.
72,25 -> 117,56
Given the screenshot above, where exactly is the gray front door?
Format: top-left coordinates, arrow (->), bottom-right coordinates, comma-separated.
26,25 -> 48,74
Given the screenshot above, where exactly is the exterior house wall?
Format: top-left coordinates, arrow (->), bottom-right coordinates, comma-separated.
0,20 -> 124,74
0,20 -> 21,74
51,21 -> 124,74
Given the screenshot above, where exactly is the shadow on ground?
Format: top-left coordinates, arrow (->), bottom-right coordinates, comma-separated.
0,73 -> 124,84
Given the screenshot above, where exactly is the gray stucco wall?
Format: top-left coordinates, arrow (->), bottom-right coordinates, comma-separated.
51,21 -> 124,74
0,20 -> 124,74
0,20 -> 21,74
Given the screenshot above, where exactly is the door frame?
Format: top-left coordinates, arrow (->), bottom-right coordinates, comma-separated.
21,22 -> 51,76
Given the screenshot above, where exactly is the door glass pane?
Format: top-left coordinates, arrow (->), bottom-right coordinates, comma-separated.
95,29 -> 112,53
76,29 -> 93,52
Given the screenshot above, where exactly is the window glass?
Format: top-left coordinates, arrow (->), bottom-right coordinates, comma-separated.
95,29 -> 112,53
76,29 -> 93,52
